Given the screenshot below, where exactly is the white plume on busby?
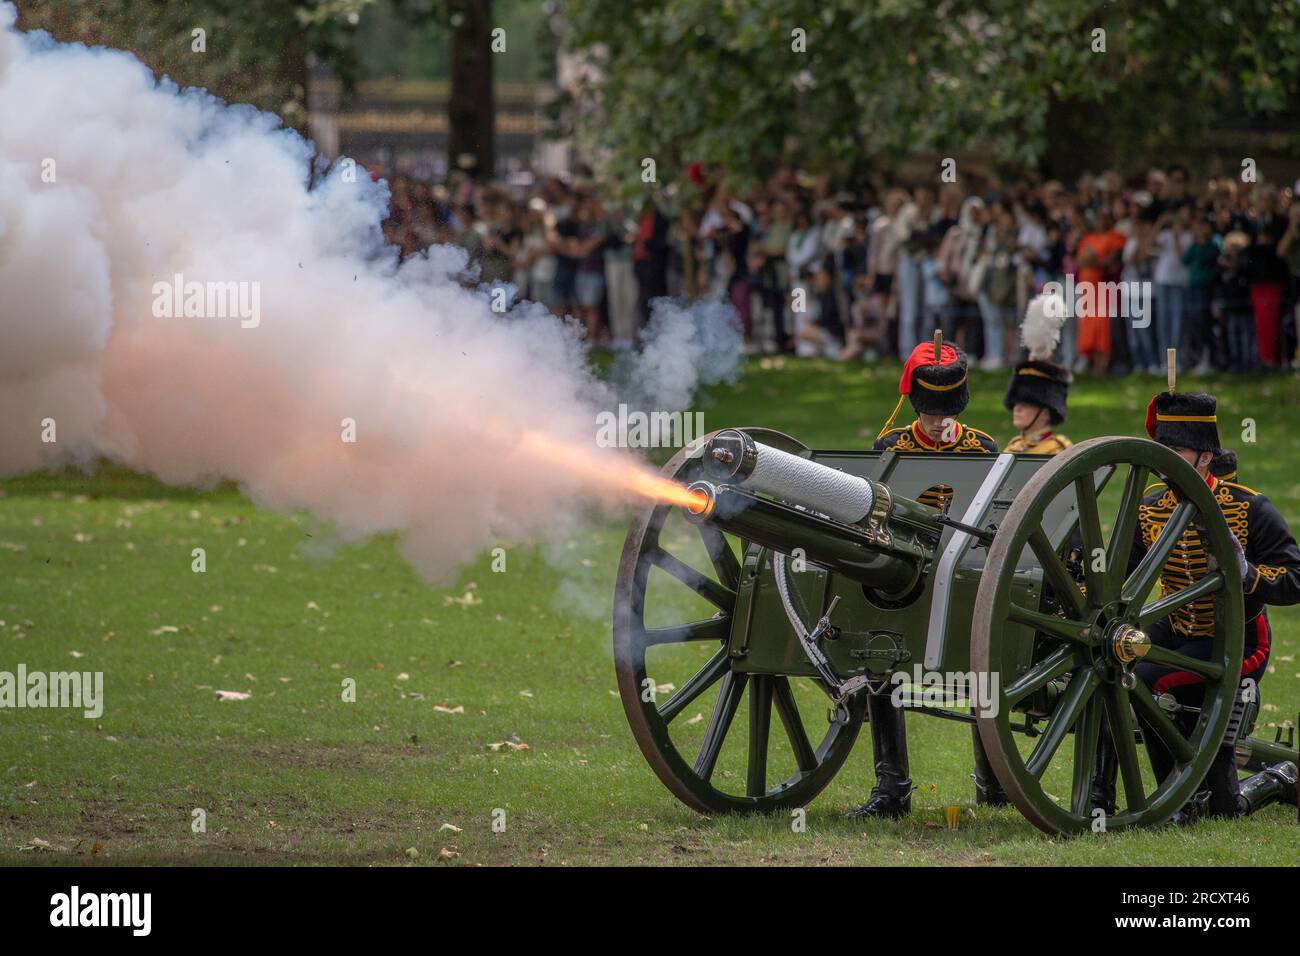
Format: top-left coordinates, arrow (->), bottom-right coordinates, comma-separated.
1020,292 -> 1068,362
1004,292 -> 1072,425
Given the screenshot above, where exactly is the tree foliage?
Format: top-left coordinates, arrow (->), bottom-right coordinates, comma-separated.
14,0 -> 370,129
563,0 -> 1300,184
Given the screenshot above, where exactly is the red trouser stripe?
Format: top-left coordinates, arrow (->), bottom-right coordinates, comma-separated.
1150,614 -> 1269,696
1240,613 -> 1270,675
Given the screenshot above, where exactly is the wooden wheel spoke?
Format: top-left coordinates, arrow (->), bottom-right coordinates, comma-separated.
658,646 -> 730,722
1142,644 -> 1225,681
1029,527 -> 1085,618
1105,464 -> 1149,594
1070,695 -> 1103,816
644,615 -> 730,647
1007,603 -> 1094,647
1004,645 -> 1077,705
699,526 -> 741,592
747,676 -> 773,797
1026,669 -> 1099,778
772,676 -> 818,773
693,672 -> 748,781
650,547 -> 735,611
1074,474 -> 1108,601
1128,677 -> 1195,765
1121,500 -> 1195,604
1137,572 -> 1224,629
1103,681 -> 1146,812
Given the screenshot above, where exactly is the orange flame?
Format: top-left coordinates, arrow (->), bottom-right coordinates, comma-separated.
515,429 -> 705,510
625,469 -> 708,511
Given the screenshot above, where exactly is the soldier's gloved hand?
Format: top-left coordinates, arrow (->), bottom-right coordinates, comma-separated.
1229,534 -> 1249,581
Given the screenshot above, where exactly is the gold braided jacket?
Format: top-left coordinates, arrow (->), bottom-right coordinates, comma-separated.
1003,432 -> 1073,455
874,421 -> 998,512
1135,476 -> 1300,638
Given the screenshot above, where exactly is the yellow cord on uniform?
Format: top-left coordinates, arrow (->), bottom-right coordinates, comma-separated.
877,394 -> 906,440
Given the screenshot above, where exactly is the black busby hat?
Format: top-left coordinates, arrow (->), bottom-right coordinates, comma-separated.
903,341 -> 969,417
1144,391 -> 1220,453
1004,293 -> 1071,425
1209,449 -> 1237,481
1004,360 -> 1071,425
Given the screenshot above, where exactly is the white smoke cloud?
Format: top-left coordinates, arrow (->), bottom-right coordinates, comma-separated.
0,6 -> 739,582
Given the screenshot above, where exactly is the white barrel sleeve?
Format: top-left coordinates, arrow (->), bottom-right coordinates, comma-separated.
738,443 -> 875,525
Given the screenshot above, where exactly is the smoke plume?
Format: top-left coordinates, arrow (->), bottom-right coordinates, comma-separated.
0,6 -> 737,581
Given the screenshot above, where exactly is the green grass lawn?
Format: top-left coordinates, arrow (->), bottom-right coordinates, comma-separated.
2,359 -> 1299,865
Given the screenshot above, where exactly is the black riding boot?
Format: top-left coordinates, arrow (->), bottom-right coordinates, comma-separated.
1236,761 -> 1299,815
1204,744 -> 1244,818
847,693 -> 912,819
971,722 -> 1008,806
1090,721 -> 1118,815
1171,747 -> 1250,825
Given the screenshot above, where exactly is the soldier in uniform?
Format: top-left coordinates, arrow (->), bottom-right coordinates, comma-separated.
1003,294 -> 1073,455
1095,392 -> 1299,821
849,338 -> 998,818
965,296 -> 1079,807
1209,448 -> 1238,482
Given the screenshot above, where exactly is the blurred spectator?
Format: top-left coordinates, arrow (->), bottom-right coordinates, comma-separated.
1218,232 -> 1257,372
633,198 -> 671,325
1246,225 -> 1290,367
1075,208 -> 1126,375
1153,206 -> 1191,372
1182,215 -> 1221,374
1123,216 -> 1160,373
605,205 -> 638,348
371,158 -> 1300,377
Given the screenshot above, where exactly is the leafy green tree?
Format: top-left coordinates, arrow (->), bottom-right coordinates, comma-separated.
14,0 -> 370,130
563,0 -> 1300,185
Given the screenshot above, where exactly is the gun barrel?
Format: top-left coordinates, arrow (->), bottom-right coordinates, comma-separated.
683,480 -> 925,599
702,429 -> 879,525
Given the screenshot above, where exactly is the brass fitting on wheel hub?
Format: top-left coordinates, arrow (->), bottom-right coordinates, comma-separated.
1112,624 -> 1151,664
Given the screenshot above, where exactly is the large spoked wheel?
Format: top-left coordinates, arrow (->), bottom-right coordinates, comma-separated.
973,437 -> 1244,835
614,428 -> 866,814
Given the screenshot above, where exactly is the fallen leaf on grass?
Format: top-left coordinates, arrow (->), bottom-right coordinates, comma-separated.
215,690 -> 252,701
439,823 -> 462,833
433,704 -> 464,715
438,847 -> 459,861
685,713 -> 704,725
486,740 -> 530,752
443,591 -> 482,608
20,838 -> 67,853
151,626 -> 179,635
91,841 -> 102,854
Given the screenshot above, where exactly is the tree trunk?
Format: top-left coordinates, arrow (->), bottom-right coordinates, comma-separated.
447,0 -> 495,180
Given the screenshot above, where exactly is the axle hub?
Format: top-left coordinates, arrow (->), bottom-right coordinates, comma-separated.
1111,623 -> 1151,665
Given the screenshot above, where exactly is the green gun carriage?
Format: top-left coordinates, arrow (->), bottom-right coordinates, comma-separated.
613,427 -> 1298,835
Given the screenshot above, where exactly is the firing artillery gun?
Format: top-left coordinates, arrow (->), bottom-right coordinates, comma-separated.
613,428 -> 1298,834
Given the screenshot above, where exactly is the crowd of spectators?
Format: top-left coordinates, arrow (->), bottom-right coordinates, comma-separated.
379,162 -> 1300,375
